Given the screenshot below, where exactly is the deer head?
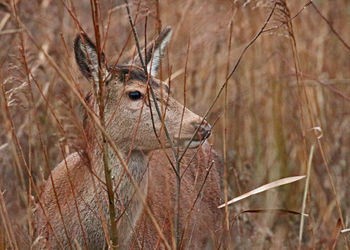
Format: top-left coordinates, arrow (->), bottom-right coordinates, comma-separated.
74,27 -> 211,153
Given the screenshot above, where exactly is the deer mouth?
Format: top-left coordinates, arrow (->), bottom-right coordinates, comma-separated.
186,140 -> 202,148
173,138 -> 203,149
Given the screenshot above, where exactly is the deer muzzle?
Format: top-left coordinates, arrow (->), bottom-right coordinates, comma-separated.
193,120 -> 212,141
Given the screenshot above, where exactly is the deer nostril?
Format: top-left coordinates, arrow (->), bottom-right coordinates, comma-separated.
202,123 -> 212,139
193,120 -> 212,140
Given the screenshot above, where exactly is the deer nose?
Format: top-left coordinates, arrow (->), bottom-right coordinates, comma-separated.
193,120 -> 212,140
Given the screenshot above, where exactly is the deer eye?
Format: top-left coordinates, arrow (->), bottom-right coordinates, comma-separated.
128,91 -> 143,100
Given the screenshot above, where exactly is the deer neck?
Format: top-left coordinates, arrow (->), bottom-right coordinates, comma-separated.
88,143 -> 149,207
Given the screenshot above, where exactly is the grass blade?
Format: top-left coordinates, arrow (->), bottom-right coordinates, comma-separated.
218,176 -> 305,209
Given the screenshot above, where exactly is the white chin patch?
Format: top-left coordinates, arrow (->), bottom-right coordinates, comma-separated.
187,140 -> 201,148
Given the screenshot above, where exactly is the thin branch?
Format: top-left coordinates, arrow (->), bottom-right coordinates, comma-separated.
90,0 -> 118,247
311,1 -> 350,52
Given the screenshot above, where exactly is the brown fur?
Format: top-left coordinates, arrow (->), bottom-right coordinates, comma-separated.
33,28 -> 222,249
136,144 -> 222,249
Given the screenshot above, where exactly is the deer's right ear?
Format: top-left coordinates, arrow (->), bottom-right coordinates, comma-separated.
74,33 -> 107,82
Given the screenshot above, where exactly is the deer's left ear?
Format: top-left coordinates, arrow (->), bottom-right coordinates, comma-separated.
74,33 -> 108,83
132,26 -> 172,77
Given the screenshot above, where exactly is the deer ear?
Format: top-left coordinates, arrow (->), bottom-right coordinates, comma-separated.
74,33 -> 107,82
132,26 -> 172,77
146,26 -> 172,77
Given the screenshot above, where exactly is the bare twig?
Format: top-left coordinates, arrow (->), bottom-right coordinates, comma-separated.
0,190 -> 18,250
311,2 -> 350,52
89,0 -> 118,247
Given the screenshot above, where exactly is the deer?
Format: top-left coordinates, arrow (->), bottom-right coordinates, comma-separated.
33,26 -> 222,249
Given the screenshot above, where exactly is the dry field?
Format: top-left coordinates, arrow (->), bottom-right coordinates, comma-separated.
0,0 -> 350,249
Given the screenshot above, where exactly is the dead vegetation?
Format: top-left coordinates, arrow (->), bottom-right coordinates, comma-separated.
0,0 -> 350,249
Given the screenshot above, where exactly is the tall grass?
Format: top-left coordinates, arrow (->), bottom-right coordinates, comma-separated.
0,0 -> 350,248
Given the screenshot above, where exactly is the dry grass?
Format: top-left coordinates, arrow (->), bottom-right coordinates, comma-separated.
0,0 -> 350,249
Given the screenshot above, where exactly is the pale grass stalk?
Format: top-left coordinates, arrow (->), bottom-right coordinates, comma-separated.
298,144 -> 314,248
0,28 -> 22,35
0,13 -> 10,31
165,68 -> 184,83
